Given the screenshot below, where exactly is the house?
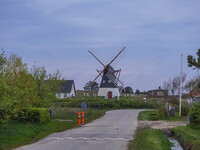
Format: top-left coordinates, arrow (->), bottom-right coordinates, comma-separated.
56,80 -> 76,98
148,87 -> 168,98
187,86 -> 200,103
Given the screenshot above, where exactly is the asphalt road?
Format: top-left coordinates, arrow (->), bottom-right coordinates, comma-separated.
15,109 -> 141,150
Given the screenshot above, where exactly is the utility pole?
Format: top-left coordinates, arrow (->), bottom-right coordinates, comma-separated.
179,54 -> 183,117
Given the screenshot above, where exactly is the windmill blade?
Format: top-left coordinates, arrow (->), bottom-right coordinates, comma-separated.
88,50 -> 105,67
108,47 -> 126,66
90,68 -> 105,86
107,69 -> 124,86
97,69 -> 103,77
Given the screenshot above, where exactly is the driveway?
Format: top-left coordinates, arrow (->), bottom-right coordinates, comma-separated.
15,109 -> 141,150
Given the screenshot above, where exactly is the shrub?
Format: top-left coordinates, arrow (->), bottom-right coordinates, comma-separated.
189,102 -> 200,125
157,105 -> 168,119
20,108 -> 50,123
181,103 -> 190,116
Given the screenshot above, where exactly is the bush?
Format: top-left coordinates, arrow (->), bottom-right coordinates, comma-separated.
189,102 -> 200,125
181,103 -> 190,116
157,105 -> 168,119
20,108 -> 50,123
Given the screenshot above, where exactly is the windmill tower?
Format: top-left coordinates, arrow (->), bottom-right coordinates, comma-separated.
88,47 -> 125,98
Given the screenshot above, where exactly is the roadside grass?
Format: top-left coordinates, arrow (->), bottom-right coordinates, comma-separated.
172,124 -> 200,150
138,110 -> 188,122
0,107 -> 106,150
138,110 -> 158,120
128,126 -> 173,150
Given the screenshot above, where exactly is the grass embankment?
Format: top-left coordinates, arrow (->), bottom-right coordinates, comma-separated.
138,110 -> 188,121
0,107 -> 106,150
128,127 -> 173,150
172,125 -> 200,150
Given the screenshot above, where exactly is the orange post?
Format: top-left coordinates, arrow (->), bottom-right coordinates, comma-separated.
78,112 -> 81,127
82,111 -> 84,125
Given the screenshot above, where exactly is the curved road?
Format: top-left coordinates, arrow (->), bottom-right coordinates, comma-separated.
15,109 -> 141,150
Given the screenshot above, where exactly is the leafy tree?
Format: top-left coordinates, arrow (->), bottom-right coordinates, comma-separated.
122,86 -> 133,93
0,50 -> 63,124
187,49 -> 200,88
83,81 -> 99,90
135,89 -> 140,94
30,65 -> 63,107
187,49 -> 200,70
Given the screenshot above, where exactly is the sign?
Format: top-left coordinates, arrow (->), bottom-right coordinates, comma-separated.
81,101 -> 87,110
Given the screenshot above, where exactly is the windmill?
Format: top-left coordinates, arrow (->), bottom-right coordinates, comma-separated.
88,47 -> 126,98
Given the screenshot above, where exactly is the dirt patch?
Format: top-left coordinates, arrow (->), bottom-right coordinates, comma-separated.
139,120 -> 188,130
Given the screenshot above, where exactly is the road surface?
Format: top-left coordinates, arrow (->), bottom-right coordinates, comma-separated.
15,109 -> 141,150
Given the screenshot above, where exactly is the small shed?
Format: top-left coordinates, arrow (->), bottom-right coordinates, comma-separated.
56,80 -> 76,98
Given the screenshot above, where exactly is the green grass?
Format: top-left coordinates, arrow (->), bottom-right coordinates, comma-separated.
138,110 -> 158,120
128,127 -> 173,150
172,124 -> 200,150
138,110 -> 188,121
0,107 -> 106,150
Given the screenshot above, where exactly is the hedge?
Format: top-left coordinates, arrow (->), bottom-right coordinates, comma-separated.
19,108 -> 50,123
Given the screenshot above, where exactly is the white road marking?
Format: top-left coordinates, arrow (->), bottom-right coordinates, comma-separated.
46,137 -> 131,141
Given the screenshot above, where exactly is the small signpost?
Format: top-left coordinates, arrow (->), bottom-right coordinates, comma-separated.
81,101 -> 87,110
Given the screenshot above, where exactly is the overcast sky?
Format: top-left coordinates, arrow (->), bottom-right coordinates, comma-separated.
0,0 -> 199,91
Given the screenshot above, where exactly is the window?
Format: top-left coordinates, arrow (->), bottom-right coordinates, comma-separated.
64,93 -> 67,98
102,80 -> 105,83
157,91 -> 164,96
108,80 -> 112,83
58,93 -> 61,98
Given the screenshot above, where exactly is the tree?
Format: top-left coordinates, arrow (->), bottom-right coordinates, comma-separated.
187,49 -> 200,70
135,89 -> 140,94
122,86 -> 133,93
30,65 -> 63,107
187,49 -> 200,88
83,81 -> 99,90
162,73 -> 187,95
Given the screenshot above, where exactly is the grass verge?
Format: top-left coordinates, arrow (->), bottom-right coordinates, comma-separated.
138,110 -> 188,121
128,127 -> 173,150
172,124 -> 200,150
138,110 -> 158,120
0,107 -> 106,150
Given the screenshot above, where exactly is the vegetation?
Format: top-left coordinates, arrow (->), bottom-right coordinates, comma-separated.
0,50 -> 63,124
128,127 -> 173,150
189,102 -> 200,124
19,108 -> 50,123
83,81 -> 99,90
0,107 -> 106,150
187,49 -> 200,88
172,124 -> 200,150
187,49 -> 200,70
52,97 -> 161,109
162,73 -> 187,95
138,110 -> 158,121
122,86 -> 133,93
138,109 -> 188,121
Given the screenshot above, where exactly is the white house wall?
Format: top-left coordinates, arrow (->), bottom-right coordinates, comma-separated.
56,84 -> 76,99
98,88 -> 120,98
70,84 -> 76,97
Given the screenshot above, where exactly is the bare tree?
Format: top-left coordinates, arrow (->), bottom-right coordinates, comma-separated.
163,73 -> 187,95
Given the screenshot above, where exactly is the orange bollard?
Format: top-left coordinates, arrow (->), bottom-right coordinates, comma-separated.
78,112 -> 81,127
82,111 -> 84,125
